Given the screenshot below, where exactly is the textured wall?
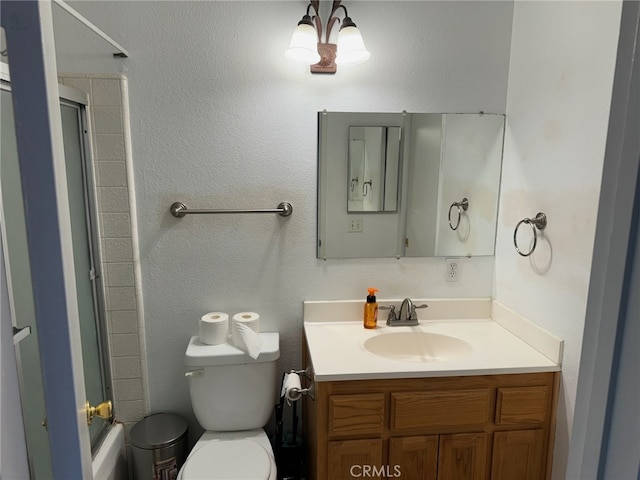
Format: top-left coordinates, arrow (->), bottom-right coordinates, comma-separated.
494,2 -> 622,478
54,0 -> 514,439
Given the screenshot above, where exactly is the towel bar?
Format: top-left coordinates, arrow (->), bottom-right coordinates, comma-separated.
170,201 -> 293,218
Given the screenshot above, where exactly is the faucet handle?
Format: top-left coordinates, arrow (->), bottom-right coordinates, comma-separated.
379,305 -> 397,324
409,303 -> 428,321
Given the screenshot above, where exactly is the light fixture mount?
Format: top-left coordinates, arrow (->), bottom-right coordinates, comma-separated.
311,43 -> 337,74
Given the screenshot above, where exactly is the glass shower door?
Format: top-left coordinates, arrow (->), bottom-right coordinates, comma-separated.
1,87 -> 52,479
1,84 -> 112,478
59,100 -> 111,446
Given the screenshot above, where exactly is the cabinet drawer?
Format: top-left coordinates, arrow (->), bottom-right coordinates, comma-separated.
495,386 -> 549,424
328,394 -> 385,436
391,389 -> 491,430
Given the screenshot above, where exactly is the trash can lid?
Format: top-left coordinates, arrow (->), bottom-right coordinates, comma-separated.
130,413 -> 188,449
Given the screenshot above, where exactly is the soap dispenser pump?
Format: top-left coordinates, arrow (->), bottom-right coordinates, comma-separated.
364,288 -> 379,329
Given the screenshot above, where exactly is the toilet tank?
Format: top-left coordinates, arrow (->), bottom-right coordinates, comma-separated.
184,333 -> 280,431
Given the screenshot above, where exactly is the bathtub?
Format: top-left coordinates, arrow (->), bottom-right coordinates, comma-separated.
92,423 -> 127,480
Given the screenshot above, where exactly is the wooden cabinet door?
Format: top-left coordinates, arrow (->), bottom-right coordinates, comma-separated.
328,438 -> 384,480
491,429 -> 544,480
438,432 -> 488,480
389,436 -> 438,480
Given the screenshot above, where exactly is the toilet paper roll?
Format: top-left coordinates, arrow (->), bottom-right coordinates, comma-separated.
281,372 -> 302,405
231,312 -> 262,359
232,312 -> 260,333
199,312 -> 229,345
230,312 -> 260,346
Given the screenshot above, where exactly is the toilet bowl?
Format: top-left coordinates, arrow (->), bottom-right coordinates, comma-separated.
180,333 -> 280,480
177,430 -> 276,480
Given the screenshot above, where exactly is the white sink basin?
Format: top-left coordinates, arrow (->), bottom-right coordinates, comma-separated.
363,332 -> 473,362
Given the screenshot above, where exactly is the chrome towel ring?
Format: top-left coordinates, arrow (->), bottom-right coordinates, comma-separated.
514,212 -> 547,256
448,198 -> 469,231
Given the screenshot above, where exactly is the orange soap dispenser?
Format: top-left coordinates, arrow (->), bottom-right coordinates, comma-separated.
363,288 -> 379,329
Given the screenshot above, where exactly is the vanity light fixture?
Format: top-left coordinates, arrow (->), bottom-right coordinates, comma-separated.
285,0 -> 370,74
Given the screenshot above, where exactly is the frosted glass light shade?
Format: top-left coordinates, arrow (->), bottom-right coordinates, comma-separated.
285,23 -> 321,64
335,26 -> 370,66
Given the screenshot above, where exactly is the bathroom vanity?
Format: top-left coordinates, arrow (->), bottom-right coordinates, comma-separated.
301,300 -> 562,480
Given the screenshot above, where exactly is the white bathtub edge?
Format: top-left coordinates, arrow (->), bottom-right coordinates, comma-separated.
92,423 -> 127,480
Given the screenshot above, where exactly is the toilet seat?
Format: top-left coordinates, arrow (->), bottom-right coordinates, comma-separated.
181,439 -> 272,479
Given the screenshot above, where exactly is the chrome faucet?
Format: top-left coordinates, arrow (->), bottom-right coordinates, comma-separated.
398,298 -> 415,324
381,298 -> 428,326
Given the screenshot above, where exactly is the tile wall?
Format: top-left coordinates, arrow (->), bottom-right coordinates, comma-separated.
59,74 -> 148,440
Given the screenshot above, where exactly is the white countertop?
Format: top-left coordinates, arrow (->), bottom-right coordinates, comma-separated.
303,299 -> 562,382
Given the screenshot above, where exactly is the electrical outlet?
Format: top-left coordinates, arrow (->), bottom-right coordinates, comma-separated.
445,258 -> 460,282
348,218 -> 363,233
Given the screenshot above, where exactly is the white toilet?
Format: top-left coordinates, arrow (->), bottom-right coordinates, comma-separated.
179,332 -> 280,480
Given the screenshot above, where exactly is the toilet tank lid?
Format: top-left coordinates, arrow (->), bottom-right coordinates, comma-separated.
185,333 -> 280,367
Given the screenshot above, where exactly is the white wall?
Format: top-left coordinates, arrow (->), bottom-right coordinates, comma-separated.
494,2 -> 622,478
54,1 -> 514,437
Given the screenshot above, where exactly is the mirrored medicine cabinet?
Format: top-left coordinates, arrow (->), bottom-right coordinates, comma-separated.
317,111 -> 505,259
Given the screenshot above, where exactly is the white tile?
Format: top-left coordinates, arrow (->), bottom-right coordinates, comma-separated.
113,356 -> 142,379
94,134 -> 125,160
99,187 -> 129,213
109,311 -> 139,334
111,333 -> 140,356
115,378 -> 143,401
97,213 -> 105,239
60,76 -> 91,95
97,161 -> 128,187
93,106 -> 123,134
101,213 -> 131,238
102,286 -> 111,314
104,238 -> 133,262
107,263 -> 135,287
94,180 -> 102,204
88,108 -> 96,135
109,286 -> 137,311
123,422 -> 137,444
91,78 -> 122,106
116,400 -> 144,423
89,134 -> 99,167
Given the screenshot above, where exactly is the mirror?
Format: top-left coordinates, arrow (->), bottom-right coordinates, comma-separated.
317,112 -> 505,259
348,126 -> 401,213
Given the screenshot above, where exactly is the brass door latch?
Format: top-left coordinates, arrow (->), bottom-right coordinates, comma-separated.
86,400 -> 112,426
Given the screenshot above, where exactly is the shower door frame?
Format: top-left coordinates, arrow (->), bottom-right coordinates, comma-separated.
1,63 -> 114,465
58,93 -> 114,449
1,2 -> 111,476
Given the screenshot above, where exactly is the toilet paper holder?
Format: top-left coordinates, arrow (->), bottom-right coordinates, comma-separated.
286,368 -> 315,401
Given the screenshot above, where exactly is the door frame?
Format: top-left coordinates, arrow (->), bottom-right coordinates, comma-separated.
0,1 -> 93,477
2,60 -> 115,413
567,1 -> 640,478
2,66 -> 115,472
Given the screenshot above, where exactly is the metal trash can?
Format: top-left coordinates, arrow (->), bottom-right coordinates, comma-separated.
130,413 -> 189,480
